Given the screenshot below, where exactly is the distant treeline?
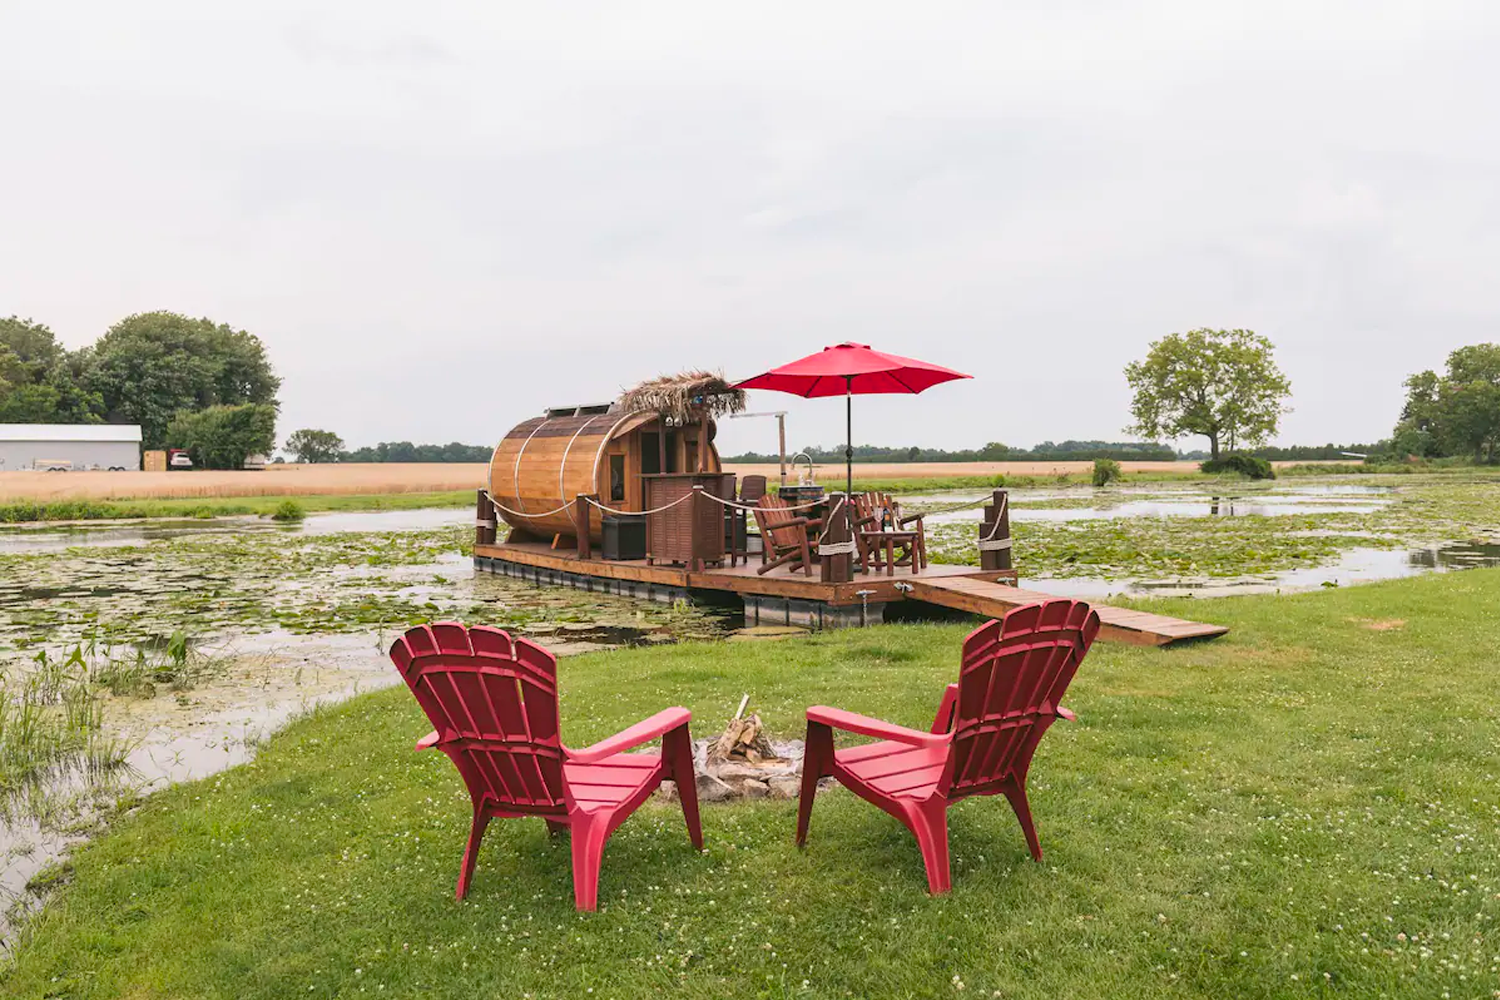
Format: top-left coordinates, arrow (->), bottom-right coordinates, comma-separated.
1248,442 -> 1384,461
340,441 -> 491,463
725,440 -> 1386,464
724,441 -> 1178,463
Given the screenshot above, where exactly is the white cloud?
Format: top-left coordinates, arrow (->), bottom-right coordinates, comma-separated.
1,0 -> 1497,453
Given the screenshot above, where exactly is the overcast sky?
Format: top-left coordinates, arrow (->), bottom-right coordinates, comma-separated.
2,2 -> 1497,456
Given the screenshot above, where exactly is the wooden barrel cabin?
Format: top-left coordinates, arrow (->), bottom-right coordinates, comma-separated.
489,402 -> 726,544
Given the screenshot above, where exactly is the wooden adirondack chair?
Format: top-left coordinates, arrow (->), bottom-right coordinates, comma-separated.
795,599 -> 1100,893
851,491 -> 927,573
752,495 -> 823,576
390,623 -> 702,911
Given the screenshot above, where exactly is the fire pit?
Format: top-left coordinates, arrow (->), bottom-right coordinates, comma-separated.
656,696 -> 812,802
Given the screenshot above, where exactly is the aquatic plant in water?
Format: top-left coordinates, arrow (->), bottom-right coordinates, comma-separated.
0,650 -> 131,817
920,475 -> 1500,579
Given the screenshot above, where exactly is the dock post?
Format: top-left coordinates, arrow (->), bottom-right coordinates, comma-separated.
979,488 -> 1012,571
575,495 -> 592,560
820,493 -> 854,584
475,490 -> 496,546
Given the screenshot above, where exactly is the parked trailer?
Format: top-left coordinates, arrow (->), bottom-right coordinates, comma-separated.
0,424 -> 143,472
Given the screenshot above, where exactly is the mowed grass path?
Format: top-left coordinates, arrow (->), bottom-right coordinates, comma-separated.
5,572 -> 1499,999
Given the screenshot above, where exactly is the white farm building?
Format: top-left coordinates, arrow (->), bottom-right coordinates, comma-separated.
0,424 -> 143,472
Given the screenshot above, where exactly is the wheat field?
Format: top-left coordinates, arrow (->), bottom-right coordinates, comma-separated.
0,463 -> 491,502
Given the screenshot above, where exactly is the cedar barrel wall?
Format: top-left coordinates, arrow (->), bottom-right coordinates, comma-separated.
488,411 -> 722,543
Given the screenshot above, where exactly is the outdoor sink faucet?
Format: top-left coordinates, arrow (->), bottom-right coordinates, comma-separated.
792,452 -> 815,486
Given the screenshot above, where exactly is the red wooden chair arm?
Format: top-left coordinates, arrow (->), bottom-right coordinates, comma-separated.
929,683 -> 960,734
415,730 -> 441,751
806,706 -> 950,748
763,516 -> 811,532
898,512 -> 925,529
566,707 -> 692,763
1057,705 -> 1078,722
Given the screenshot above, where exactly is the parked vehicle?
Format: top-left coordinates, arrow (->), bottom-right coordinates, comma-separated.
33,459 -> 73,472
242,453 -> 268,471
167,449 -> 194,470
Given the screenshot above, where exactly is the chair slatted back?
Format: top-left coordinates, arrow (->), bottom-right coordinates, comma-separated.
943,600 -> 1099,799
753,495 -> 806,550
855,491 -> 900,522
391,623 -> 567,815
740,475 -> 768,504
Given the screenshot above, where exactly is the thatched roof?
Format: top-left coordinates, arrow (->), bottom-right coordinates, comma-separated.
618,370 -> 747,424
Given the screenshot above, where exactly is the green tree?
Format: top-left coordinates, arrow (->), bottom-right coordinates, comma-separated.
0,317 -> 104,423
165,404 -> 278,470
285,429 -> 345,463
85,311 -> 280,448
0,316 -> 65,378
1124,328 -> 1291,460
1394,344 -> 1500,462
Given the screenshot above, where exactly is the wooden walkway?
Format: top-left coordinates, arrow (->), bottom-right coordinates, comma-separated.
906,577 -> 1229,647
473,542 -> 1227,647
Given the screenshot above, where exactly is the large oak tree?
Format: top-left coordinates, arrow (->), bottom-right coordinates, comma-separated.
84,311 -> 280,449
0,316 -> 104,424
1395,343 -> 1500,462
1124,328 -> 1291,460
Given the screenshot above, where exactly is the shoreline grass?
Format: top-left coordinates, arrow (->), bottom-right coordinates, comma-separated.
0,490 -> 476,524
4,569 -> 1498,997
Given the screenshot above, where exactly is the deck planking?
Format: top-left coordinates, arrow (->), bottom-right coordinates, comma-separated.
905,577 -> 1229,647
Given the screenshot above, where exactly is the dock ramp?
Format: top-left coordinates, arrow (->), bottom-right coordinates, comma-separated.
906,577 -> 1228,647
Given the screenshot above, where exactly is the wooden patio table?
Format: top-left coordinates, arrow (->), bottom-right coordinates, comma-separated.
859,529 -> 921,577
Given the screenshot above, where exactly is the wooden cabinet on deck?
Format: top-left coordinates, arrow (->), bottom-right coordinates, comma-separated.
643,474 -> 728,569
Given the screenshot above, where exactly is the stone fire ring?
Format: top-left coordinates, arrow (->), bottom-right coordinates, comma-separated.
653,738 -> 824,803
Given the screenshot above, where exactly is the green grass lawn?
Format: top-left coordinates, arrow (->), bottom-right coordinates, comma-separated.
5,572 -> 1499,998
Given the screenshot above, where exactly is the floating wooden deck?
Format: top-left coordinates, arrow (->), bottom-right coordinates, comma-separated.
473,542 -> 1227,646
905,577 -> 1229,647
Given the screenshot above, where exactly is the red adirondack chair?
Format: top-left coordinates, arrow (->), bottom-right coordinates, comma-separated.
390,623 -> 702,911
795,599 -> 1099,893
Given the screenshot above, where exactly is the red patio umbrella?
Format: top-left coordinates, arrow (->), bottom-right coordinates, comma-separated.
733,342 -> 971,499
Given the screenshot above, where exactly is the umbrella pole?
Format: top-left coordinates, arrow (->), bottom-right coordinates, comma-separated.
845,376 -> 853,500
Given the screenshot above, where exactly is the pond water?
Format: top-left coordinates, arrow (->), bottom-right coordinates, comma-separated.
917,485 -> 1393,525
0,631 -> 401,948
0,506 -> 470,554
0,507 -> 751,946
1030,542 -> 1500,599
911,482 -> 1500,596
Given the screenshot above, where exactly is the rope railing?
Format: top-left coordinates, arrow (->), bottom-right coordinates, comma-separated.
484,488 -> 1010,554
485,488 -> 833,521
910,492 -> 1001,517
978,495 -> 1011,551
581,493 -> 698,518
486,495 -> 579,519
696,492 -> 826,514
487,487 -> 1007,522
981,492 -> 1008,541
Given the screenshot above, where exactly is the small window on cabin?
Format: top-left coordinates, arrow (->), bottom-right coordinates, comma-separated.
609,454 -> 625,502
640,432 -> 679,474
641,434 -> 660,475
